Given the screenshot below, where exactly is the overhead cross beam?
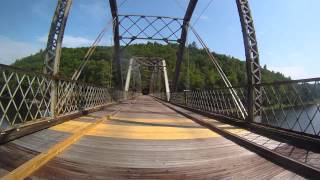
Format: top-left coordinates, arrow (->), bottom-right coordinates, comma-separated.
236,0 -> 262,122
109,0 -> 123,90
172,0 -> 198,92
133,57 -> 163,67
118,15 -> 183,49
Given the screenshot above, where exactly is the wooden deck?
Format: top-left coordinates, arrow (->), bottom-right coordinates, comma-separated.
0,96 -> 304,179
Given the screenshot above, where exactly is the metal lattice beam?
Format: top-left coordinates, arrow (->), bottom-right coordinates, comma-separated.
109,0 -> 123,90
43,0 -> 72,75
236,0 -> 262,122
172,0 -> 198,92
118,15 -> 183,48
133,57 -> 163,67
0,64 -> 112,133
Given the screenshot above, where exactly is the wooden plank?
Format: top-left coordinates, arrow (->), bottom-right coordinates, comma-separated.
29,96 -> 302,179
160,99 -> 320,179
1,115 -> 108,180
0,103 -> 116,145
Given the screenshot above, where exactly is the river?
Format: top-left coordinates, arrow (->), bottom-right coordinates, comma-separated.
261,105 -> 320,135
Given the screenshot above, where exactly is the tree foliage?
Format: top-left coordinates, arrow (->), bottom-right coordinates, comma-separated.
13,43 -> 289,91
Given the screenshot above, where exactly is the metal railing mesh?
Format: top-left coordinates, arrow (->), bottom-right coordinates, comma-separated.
55,80 -> 112,115
258,79 -> 320,136
170,88 -> 247,121
152,92 -> 167,101
0,65 -> 116,132
0,65 -> 52,131
166,78 -> 320,138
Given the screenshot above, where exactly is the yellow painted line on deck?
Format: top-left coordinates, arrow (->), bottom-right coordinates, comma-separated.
48,116 -> 221,140
111,116 -> 189,123
110,117 -> 196,126
86,123 -> 221,139
49,120 -> 91,133
48,116 -> 248,140
1,116 -> 108,180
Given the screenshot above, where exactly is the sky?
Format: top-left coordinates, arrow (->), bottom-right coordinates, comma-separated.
0,0 -> 319,79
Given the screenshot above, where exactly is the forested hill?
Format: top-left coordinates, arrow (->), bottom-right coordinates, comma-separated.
13,42 -> 288,90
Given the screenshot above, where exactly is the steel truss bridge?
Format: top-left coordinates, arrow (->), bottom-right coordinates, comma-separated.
0,0 -> 320,179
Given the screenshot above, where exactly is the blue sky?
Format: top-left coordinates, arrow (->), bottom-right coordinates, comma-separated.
0,0 -> 319,79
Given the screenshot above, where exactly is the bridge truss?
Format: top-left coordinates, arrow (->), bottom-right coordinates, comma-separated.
41,0 -> 263,122
123,57 -> 171,101
110,0 -> 198,92
4,0 -> 320,150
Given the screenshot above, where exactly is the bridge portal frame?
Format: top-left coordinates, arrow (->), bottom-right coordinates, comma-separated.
42,0 -> 262,121
125,57 -> 170,101
109,0 -> 198,93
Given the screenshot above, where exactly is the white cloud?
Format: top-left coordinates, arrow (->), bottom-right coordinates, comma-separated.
63,35 -> 93,47
38,35 -> 94,48
0,33 -> 108,65
263,50 -> 320,80
0,36 -> 41,65
269,66 -> 311,79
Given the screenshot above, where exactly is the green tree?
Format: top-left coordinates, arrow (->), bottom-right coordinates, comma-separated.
12,43 -> 289,90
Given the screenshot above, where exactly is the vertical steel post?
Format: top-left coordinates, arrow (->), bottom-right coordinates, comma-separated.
44,0 -> 72,117
236,0 -> 262,122
172,0 -> 198,92
184,90 -> 187,105
124,58 -> 134,99
109,0 -> 123,91
154,67 -> 159,94
162,60 -> 170,101
149,67 -> 155,95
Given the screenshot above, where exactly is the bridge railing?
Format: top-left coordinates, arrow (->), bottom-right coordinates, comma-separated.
55,78 -> 112,115
0,64 -> 116,133
0,64 -> 52,132
170,87 -> 248,121
166,78 -> 320,138
257,78 -> 320,137
152,92 -> 167,101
